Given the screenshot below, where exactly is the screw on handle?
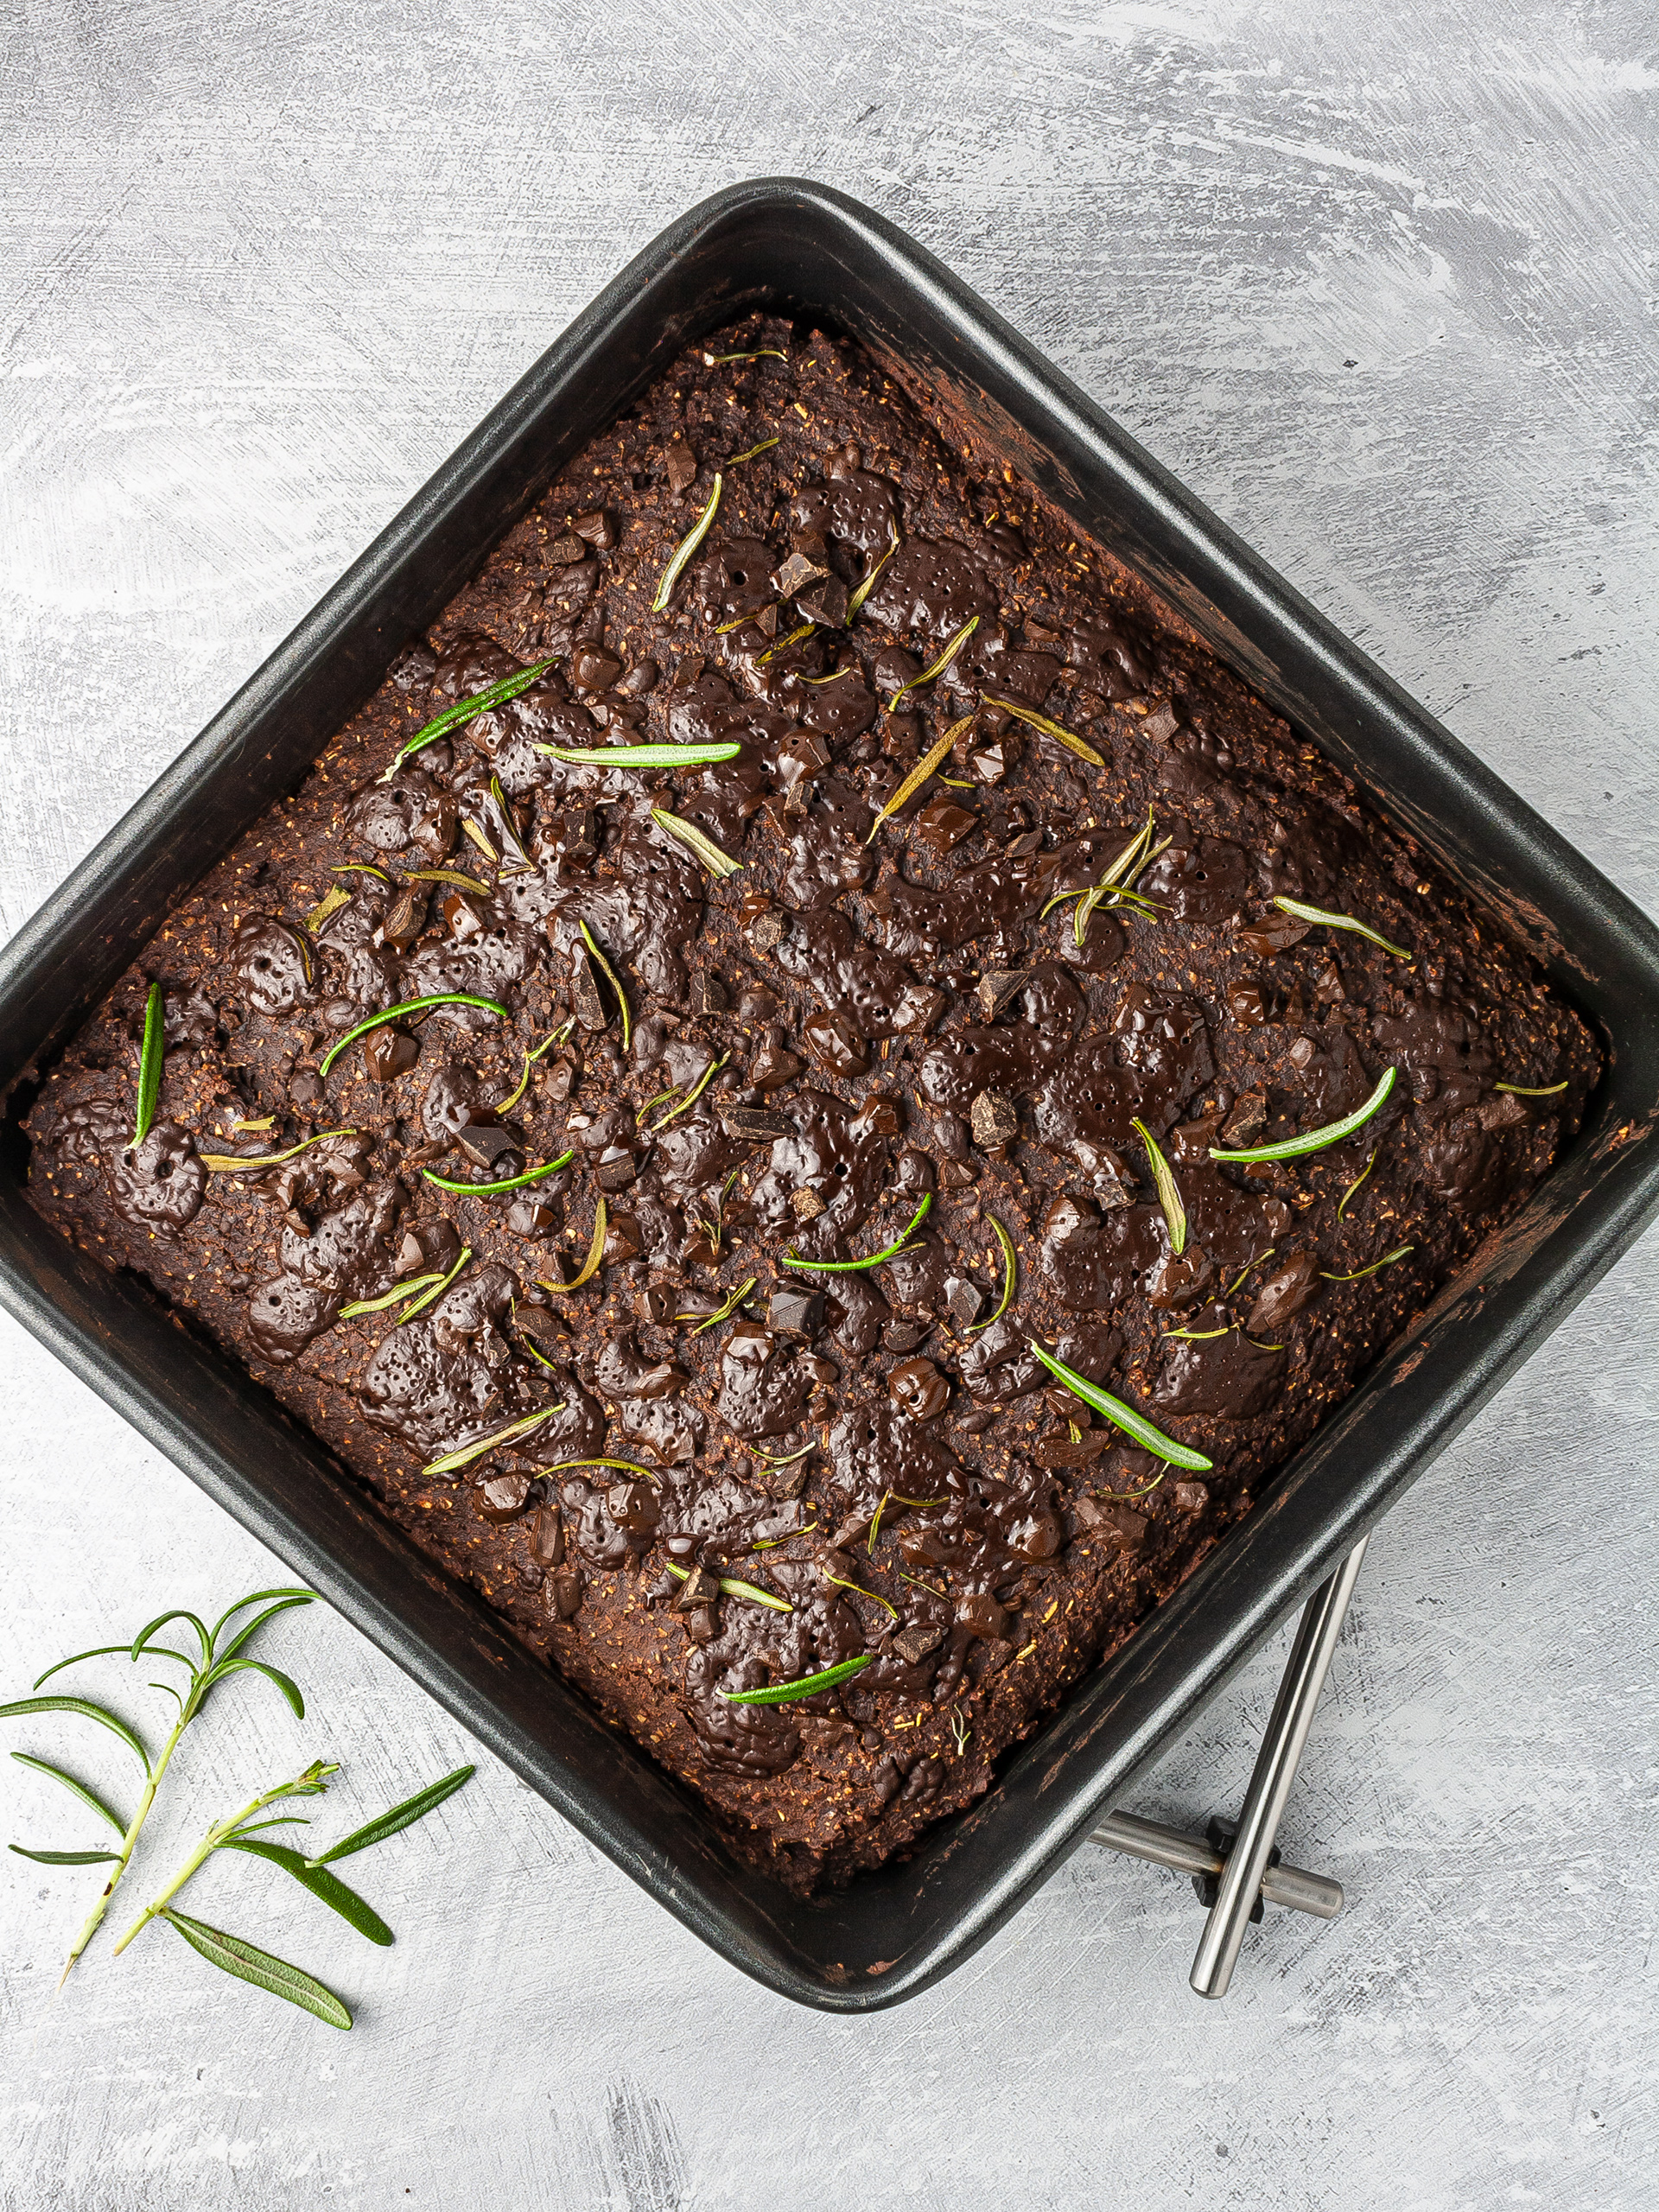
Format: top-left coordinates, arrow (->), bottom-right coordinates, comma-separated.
1090,1809 -> 1344,1921
1189,1535 -> 1370,1999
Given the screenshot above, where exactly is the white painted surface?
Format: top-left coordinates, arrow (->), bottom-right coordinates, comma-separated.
2,3 -> 1655,2206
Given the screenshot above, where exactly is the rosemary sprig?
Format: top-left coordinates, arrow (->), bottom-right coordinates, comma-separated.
1336,1152 -> 1376,1223
1320,1245 -> 1414,1282
380,657 -> 557,783
402,866 -> 492,895
1494,1079 -> 1568,1096
665,1562 -> 791,1615
422,1149 -> 575,1199
1133,1117 -> 1186,1254
864,720 -> 973,843
802,666 -> 852,685
1068,810 -> 1170,942
981,696 -> 1106,770
887,618 -> 978,710
847,518 -> 900,620
968,1213 -> 1019,1332
423,1406 -> 566,1478
1270,896 -> 1413,960
785,1192 -> 933,1273
950,1709 -> 972,1758
702,348 -> 786,365
652,474 -> 721,613
533,739 -> 741,767
651,807 -> 742,879
338,1271 -> 444,1320
577,921 -> 632,1049
1027,1341 -> 1213,1471
130,982 -> 164,1150
682,1274 -> 756,1335
394,1245 -> 472,1325
2,1587 -> 312,1982
719,1654 -> 874,1707
728,436 -> 779,465
200,1127 -> 357,1173
645,1052 -> 729,1132
1210,1067 -> 1396,1162
319,995 -> 508,1078
537,1198 -> 607,1293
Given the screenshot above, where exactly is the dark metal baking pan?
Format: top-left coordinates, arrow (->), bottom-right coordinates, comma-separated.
3,179 -> 1656,2012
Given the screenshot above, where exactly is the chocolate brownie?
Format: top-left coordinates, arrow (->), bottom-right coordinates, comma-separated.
22,315 -> 1600,1891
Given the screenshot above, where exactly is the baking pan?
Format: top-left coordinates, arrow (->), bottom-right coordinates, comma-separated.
3,179 -> 1656,2012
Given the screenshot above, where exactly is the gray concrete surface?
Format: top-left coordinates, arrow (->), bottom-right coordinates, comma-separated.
2,3 -> 1656,2207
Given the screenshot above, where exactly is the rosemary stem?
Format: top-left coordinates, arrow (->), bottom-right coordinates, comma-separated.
59,1710 -> 189,1986
110,1761 -> 322,1957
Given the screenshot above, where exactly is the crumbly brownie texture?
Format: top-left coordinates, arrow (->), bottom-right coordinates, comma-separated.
24,316 -> 1599,1891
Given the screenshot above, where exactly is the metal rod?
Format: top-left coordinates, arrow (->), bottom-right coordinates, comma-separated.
1090,1809 -> 1344,1920
1189,1536 -> 1370,1999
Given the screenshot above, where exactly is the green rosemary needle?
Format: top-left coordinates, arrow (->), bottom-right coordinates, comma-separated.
968,1214 -> 1018,1332
537,1198 -> 607,1293
319,995 -> 508,1078
577,922 -> 632,1050
785,1192 -> 932,1273
1133,1117 -> 1186,1255
1336,1151 -> 1376,1223
647,1052 -> 729,1133
1494,1080 -> 1568,1096
702,348 -> 786,365
394,1246 -> 471,1325
824,1573 -> 897,1622
652,474 -> 721,613
1320,1245 -> 1414,1282
423,1405 -> 567,1478
651,807 -> 741,879
864,722 -> 971,843
1270,896 -> 1413,960
887,617 -> 978,710
380,657 -> 557,782
1027,1341 -> 1213,1471
130,982 -> 164,1150
847,518 -> 899,620
683,1274 -> 757,1335
422,1149 -> 575,1199
338,1271 -> 444,1320
720,1654 -> 874,1707
401,867 -> 492,895
533,740 -> 741,767
981,696 -> 1106,770
728,436 -> 779,465
200,1127 -> 357,1173
304,885 -> 353,936
1210,1066 -> 1395,1162
665,1562 -> 791,1614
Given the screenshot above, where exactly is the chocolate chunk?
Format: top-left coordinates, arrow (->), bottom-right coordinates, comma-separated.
969,1088 -> 1019,1149
571,945 -> 607,1030
570,508 -> 619,550
380,889 -> 424,951
881,1319 -> 929,1353
773,549 -> 830,598
1237,912 -> 1310,956
696,971 -> 729,1015
546,532 -> 588,564
945,1275 -> 983,1329
673,1564 -> 721,1610
887,1357 -> 950,1422
767,1284 -> 823,1336
1220,1089 -> 1267,1145
748,909 -> 788,954
529,1504 -> 564,1567
1173,1481 -> 1210,1514
474,1471 -> 534,1523
664,442 -> 697,494
1074,1497 -> 1148,1549
1247,1250 -> 1322,1333
791,1187 -> 827,1221
748,1039 -> 804,1091
804,1008 -> 870,1078
550,1567 -> 583,1620
913,798 -> 977,856
955,1592 -> 1009,1643
454,1121 -> 521,1174
505,1195 -> 559,1236
615,659 -> 658,697
796,572 -> 849,627
720,1104 -> 792,1141
891,1624 -> 945,1664
572,646 -> 623,692
1228,982 -> 1267,1027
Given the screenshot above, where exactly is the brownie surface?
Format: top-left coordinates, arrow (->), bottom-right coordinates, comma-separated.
23,315 -> 1600,1890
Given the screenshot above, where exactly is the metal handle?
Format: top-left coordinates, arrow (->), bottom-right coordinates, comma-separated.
1090,1809 -> 1344,1919
1189,1536 -> 1370,1999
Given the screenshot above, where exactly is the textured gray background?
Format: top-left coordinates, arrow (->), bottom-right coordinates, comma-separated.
2,3 -> 1656,2207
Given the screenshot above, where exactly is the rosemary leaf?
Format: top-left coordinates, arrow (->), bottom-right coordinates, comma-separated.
747,1442 -> 814,1468
538,1456 -> 658,1483
319,995 -> 508,1078
162,1909 -> 352,2030
1222,1247 -> 1275,1299
338,1272 -> 444,1320
648,1053 -> 729,1132
1494,1080 -> 1568,1096
887,618 -> 978,710
380,656 -> 557,783
652,474 -> 722,613
422,1405 -> 566,1478
577,922 -> 632,1050
1320,1245 -> 1414,1282
666,1562 -> 792,1614
10,1846 -> 122,1866
487,773 -> 536,874
1210,1067 -> 1396,1162
1027,1341 -> 1213,1471
968,1214 -> 1018,1332
422,1149 -> 575,1199
304,886 -> 353,936
728,436 -> 779,465
1132,1117 -> 1187,1255
10,1752 -> 126,1836
847,518 -> 899,620
0,1695 -> 150,1772
537,1198 -> 607,1293
461,817 -> 500,868
1336,1153 -> 1376,1223
756,621 -> 815,665
333,862 -> 392,886
401,866 -> 493,895
200,1127 -> 358,1173
719,1654 -> 874,1707
534,739 -> 741,767
824,1573 -> 897,1621
981,696 -> 1106,769
1271,896 -> 1413,960
785,1192 -> 933,1273
130,982 -> 164,1150
651,807 -> 742,879
393,1246 -> 472,1326
303,1764 -> 475,1867
802,666 -> 852,685
702,348 -> 786,365
221,1839 -> 393,1946
864,721 -> 971,843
